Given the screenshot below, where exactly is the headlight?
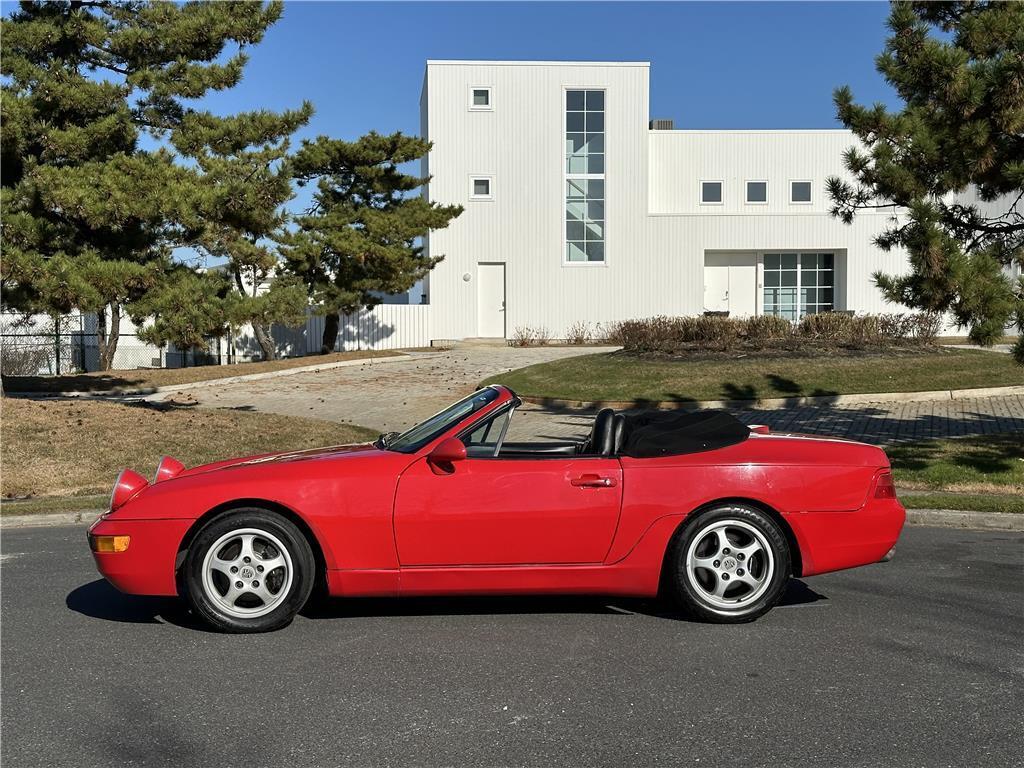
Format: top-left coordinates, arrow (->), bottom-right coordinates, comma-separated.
109,468 -> 149,512
153,455 -> 185,484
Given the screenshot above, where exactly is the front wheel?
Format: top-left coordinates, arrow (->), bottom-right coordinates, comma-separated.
668,504 -> 791,623
183,509 -> 315,633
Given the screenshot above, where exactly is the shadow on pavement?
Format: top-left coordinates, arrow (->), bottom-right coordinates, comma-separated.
65,579 -> 203,630
68,577 -> 827,628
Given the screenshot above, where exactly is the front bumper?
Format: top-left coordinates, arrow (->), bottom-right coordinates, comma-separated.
88,516 -> 193,596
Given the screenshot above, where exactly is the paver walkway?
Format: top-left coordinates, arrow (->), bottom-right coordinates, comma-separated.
162,347 -> 1024,446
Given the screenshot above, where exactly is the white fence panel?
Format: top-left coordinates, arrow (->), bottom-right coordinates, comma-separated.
272,304 -> 432,357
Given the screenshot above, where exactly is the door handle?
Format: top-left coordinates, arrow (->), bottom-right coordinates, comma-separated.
571,474 -> 617,488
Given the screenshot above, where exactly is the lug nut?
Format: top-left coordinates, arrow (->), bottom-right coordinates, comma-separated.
737,553 -> 745,561
722,573 -> 730,581
253,580 -> 260,588
235,581 -> 243,589
230,566 -> 238,573
256,565 -> 264,573
243,556 -> 251,564
713,560 -> 721,568
737,568 -> 745,576
722,547 -> 731,555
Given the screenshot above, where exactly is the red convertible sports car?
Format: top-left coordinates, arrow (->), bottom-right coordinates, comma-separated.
88,385 -> 905,633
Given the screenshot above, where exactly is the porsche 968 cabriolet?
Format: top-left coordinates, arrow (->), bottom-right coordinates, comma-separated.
89,385 -> 905,632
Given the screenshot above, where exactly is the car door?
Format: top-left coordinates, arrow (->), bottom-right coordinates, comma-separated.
393,454 -> 623,566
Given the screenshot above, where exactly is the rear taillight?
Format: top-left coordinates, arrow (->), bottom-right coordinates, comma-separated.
874,471 -> 896,499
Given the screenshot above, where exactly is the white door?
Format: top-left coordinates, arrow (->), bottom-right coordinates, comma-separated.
703,254 -> 757,316
477,263 -> 506,337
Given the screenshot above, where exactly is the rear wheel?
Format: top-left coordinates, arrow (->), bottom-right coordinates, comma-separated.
183,509 -> 315,633
668,504 -> 791,623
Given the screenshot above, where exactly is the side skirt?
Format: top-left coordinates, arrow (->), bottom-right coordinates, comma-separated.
325,515 -> 684,599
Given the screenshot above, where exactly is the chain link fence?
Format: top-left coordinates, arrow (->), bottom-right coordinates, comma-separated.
0,313 -> 226,375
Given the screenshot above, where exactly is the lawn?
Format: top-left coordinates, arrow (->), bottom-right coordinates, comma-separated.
888,433 -> 1023,495
888,432 -> 1023,514
2,349 -> 401,394
483,349 -> 1023,403
0,398 -> 378,505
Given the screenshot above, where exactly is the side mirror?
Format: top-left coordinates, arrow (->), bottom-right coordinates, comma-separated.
427,437 -> 467,472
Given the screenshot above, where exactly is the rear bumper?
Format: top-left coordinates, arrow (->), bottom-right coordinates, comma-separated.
88,516 -> 193,596
785,498 -> 906,577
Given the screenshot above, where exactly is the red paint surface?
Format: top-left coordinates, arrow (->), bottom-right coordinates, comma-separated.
89,386 -> 905,600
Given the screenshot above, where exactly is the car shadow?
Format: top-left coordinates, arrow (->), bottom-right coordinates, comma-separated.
66,579 -> 205,630
67,578 -> 827,629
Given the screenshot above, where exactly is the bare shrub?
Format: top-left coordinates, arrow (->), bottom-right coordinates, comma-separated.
565,321 -> 592,345
594,320 -> 626,345
909,311 -> 943,343
511,326 -> 535,347
533,326 -> 551,346
743,315 -> 792,343
798,312 -> 853,341
0,342 -> 54,376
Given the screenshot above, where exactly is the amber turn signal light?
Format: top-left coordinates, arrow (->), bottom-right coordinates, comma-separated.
89,535 -> 131,553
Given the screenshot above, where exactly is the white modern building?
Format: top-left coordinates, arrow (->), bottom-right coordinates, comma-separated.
420,59 -> 918,343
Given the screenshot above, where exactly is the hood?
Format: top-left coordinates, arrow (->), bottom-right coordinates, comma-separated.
178,442 -> 382,478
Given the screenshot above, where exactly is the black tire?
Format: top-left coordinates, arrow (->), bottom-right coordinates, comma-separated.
183,508 -> 315,633
667,504 -> 791,623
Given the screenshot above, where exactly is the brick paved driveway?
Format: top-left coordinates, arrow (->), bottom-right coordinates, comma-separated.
164,348 -> 1024,446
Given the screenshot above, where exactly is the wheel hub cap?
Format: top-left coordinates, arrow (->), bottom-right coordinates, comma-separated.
200,528 -> 294,620
683,518 -> 775,612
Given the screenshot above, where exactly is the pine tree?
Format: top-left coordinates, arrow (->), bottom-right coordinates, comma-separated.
827,1 -> 1024,362
283,133 -> 463,353
1,0 -> 285,369
176,106 -> 314,360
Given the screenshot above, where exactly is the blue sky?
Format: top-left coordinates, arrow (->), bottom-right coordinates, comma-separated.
202,1 -> 900,141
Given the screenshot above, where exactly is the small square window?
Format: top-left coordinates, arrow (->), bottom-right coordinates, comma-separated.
470,177 -> 492,200
701,181 -> 723,204
791,181 -> 812,203
469,87 -> 492,111
746,181 -> 767,204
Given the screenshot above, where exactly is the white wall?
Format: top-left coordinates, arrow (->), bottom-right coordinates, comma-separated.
422,60 -> 922,341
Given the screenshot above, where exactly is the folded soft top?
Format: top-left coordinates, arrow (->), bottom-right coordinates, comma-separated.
619,410 -> 750,458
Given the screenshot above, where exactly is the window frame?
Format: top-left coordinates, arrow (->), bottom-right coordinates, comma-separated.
563,86 -> 607,268
761,251 -> 835,319
745,179 -> 768,205
468,86 -> 493,112
469,175 -> 493,201
789,179 -> 813,205
700,180 -> 724,206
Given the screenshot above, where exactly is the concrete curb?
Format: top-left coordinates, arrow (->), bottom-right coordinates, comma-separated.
1,510 -> 100,529
4,351 -> 433,400
904,509 -> 1024,532
519,384 -> 1024,412
3,507 -> 1020,531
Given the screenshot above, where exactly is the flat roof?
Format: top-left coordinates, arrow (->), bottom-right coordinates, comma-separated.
426,59 -> 649,68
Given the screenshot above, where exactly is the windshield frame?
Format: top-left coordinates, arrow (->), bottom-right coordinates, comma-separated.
383,386 -> 505,454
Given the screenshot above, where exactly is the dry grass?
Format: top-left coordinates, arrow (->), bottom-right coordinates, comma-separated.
2,350 -> 402,394
1,398 -> 378,500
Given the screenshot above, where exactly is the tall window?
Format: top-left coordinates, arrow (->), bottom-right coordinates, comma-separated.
763,253 -> 834,319
566,89 -> 605,263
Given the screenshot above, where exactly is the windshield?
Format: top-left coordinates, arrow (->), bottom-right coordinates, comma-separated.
385,387 -> 502,453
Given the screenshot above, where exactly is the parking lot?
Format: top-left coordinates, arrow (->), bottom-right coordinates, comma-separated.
2,524 -> 1021,767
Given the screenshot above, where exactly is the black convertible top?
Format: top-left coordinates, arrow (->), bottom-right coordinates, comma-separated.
619,409 -> 750,458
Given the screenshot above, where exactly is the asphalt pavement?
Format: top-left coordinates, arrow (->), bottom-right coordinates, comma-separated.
1,525 -> 1022,768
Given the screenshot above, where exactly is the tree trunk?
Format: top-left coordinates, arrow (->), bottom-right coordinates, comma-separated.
252,319 -> 277,361
96,303 -> 121,372
320,312 -> 340,354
